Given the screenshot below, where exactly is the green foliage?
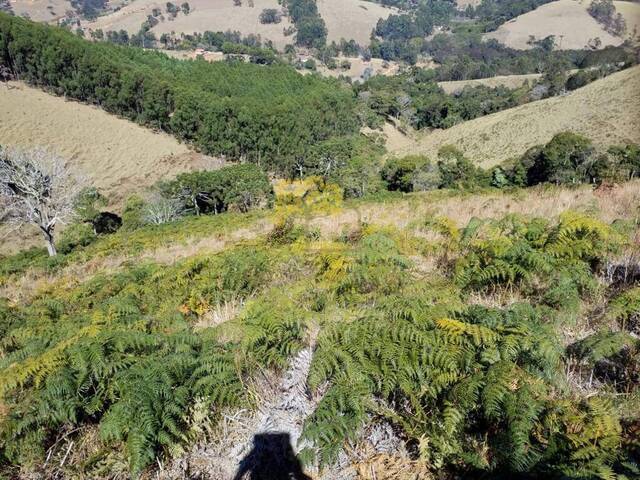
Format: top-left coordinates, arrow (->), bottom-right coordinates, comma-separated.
1,206 -> 637,479
159,164 -> 274,215
286,0 -> 327,48
454,213 -> 615,294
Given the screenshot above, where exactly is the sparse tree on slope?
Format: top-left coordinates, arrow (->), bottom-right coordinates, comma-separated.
0,147 -> 86,256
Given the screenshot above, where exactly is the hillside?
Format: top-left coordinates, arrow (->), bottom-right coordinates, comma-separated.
82,0 -> 394,49
438,72 -> 542,94
0,82 -> 218,204
316,0 -> 394,45
483,0 -> 638,50
1,175 -> 639,478
386,65 -> 640,166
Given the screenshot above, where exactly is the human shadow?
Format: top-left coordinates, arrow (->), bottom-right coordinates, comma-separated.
233,432 -> 311,480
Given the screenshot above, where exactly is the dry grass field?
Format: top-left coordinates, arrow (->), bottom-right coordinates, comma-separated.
438,73 -> 543,94
615,0 -> 640,38
384,65 -> 640,167
83,0 -> 294,48
484,0 -> 627,50
9,0 -> 71,21
0,82 -> 218,204
316,0 -> 394,45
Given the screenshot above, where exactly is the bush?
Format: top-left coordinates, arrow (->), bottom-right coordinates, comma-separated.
381,155 -> 430,192
259,8 -> 281,24
160,164 -> 274,215
121,195 -> 146,230
512,132 -> 597,186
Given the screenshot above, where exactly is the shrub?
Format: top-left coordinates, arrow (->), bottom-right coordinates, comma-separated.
259,8 -> 281,24
512,132 -> 597,186
159,164 -> 273,215
381,155 -> 430,192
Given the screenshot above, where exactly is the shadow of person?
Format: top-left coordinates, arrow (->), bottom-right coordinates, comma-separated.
233,432 -> 312,480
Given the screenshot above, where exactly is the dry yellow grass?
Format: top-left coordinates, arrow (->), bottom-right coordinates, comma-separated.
385,65 -> 640,167
9,0 -> 71,21
5,180 -> 638,303
0,82 -> 219,204
484,0 -> 624,50
83,0 -> 394,49
615,0 -> 640,39
438,73 -> 542,94
316,0 -> 394,45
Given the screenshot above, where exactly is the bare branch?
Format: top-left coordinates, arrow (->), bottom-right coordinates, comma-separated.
0,147 -> 88,255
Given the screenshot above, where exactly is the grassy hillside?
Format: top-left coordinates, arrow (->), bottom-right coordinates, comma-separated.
386,65 -> 640,166
0,82 -> 219,204
81,0 -> 394,49
484,0 -> 640,49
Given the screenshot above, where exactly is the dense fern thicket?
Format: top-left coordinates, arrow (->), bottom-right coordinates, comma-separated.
1,201 -> 639,478
0,14 -> 358,174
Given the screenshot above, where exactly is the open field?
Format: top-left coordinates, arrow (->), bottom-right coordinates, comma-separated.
0,82 -> 218,204
384,65 -> 640,166
4,178 -> 638,300
615,0 -> 640,38
438,72 -> 543,93
317,0 -> 394,45
9,0 -> 71,21
484,0 -> 630,50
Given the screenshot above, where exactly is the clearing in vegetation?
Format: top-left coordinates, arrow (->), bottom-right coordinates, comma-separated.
316,0 -> 394,45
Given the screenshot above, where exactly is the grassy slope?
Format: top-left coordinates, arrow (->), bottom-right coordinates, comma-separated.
1,178 -> 638,478
81,0 -> 394,49
385,65 -> 640,167
483,0 -> 626,50
0,81 -> 220,204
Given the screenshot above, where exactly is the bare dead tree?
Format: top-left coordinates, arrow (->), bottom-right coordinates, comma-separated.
0,147 -> 87,256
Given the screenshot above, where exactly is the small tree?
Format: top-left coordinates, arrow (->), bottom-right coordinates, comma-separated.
0,147 -> 86,256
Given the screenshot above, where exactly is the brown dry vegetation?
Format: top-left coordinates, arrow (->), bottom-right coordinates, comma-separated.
484,0 -> 633,50
9,0 -> 71,21
316,0 -> 394,45
385,65 -> 640,167
438,72 -> 542,94
84,0 -> 294,48
82,0 -> 394,49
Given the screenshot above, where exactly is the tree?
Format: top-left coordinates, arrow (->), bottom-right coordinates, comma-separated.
0,147 -> 86,256
259,8 -> 281,24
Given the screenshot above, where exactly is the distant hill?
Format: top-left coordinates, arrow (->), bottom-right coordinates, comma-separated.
385,65 -> 640,166
484,0 -> 640,50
